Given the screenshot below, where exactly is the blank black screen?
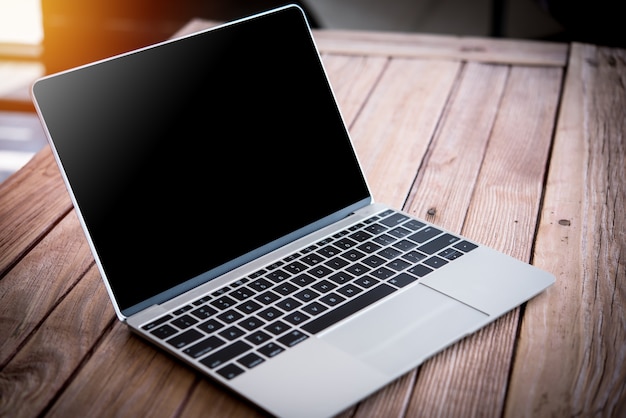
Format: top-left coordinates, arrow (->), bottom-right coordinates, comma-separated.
33,6 -> 370,315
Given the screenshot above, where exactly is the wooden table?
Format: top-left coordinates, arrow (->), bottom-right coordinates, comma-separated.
1,20 -> 625,418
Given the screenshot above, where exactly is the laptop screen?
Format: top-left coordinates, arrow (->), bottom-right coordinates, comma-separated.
33,6 -> 371,316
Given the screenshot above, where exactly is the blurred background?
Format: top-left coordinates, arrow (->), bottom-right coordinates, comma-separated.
0,0 -> 623,182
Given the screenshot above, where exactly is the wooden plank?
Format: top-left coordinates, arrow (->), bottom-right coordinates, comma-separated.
0,265 -> 114,418
402,64 -> 561,417
348,57 -> 460,207
0,146 -> 72,276
171,19 -> 568,67
46,321 -> 198,417
464,65 -> 562,256
314,30 -> 568,67
320,54 -> 387,126
404,62 -> 508,227
0,210 -> 95,366
506,44 -> 626,417
178,379 -> 267,417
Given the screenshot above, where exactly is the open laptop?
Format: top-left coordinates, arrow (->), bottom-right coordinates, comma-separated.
32,5 -> 555,417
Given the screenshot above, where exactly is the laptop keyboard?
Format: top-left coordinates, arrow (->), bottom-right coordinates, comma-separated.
140,209 -> 477,380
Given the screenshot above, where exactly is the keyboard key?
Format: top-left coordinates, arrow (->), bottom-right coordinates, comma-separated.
200,340 -> 252,369
418,233 -> 460,255
302,301 -> 328,316
357,241 -> 382,253
217,363 -> 246,380
249,278 -> 273,291
142,315 -> 172,331
318,244 -> 341,258
150,324 -> 177,340
311,265 -> 334,278
191,305 -> 217,320
337,283 -> 363,298
284,261 -> 307,274
235,300 -> 263,314
388,272 -> 418,288
379,213 -> 409,226
423,256 -> 448,269
364,223 -> 388,235
293,288 -> 320,303
361,254 -> 386,268
266,270 -> 291,283
238,317 -> 265,331
283,311 -> 311,325
378,247 -> 401,260
277,330 -> 308,348
173,305 -> 193,316
171,314 -> 198,330
258,306 -> 284,321
328,271 -> 353,284
408,227 -> 442,244
184,336 -> 226,358
245,330 -> 272,345
353,276 -> 379,288
264,320 -> 291,335
334,237 -> 357,249
302,284 -> 396,334
258,342 -> 284,358
219,326 -> 246,341
345,263 -> 370,276
301,253 -> 325,266
373,234 -> 396,245
275,297 -> 302,312
211,287 -> 230,297
325,257 -> 349,270
319,293 -> 345,307
217,310 -> 244,324
230,287 -> 255,301
210,295 -> 237,310
193,296 -> 211,306
167,328 -> 204,349
274,282 -> 298,296
254,290 -> 281,305
402,250 -> 427,264
404,219 -> 426,230
407,264 -> 433,277
291,273 -> 316,287
454,240 -> 478,252
439,248 -> 464,260
198,318 -> 224,334
369,267 -> 395,280
238,352 -> 265,369
311,279 -> 337,293
387,258 -> 411,271
387,227 -> 411,238
341,249 -> 366,261
348,230 -> 373,242
393,239 -> 417,252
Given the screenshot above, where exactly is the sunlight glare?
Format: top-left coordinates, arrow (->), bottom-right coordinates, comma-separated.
0,0 -> 44,44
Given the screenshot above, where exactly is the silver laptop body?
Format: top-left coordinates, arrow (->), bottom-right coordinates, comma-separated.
32,5 -> 555,417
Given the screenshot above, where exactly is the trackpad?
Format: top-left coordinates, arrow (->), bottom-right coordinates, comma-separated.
321,284 -> 488,377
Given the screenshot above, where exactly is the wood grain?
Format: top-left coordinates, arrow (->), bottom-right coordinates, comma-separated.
0,265 -> 113,418
404,61 -> 508,228
0,146 -> 72,276
46,321 -> 197,417
0,211 -> 95,366
506,43 -> 626,418
3,17 -> 623,418
172,18 -> 569,67
348,57 -> 460,207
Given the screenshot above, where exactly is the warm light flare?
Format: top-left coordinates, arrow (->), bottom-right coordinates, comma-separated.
0,0 -> 43,45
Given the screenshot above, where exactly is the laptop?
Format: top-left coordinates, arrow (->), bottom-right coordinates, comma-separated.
31,5 -> 555,417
